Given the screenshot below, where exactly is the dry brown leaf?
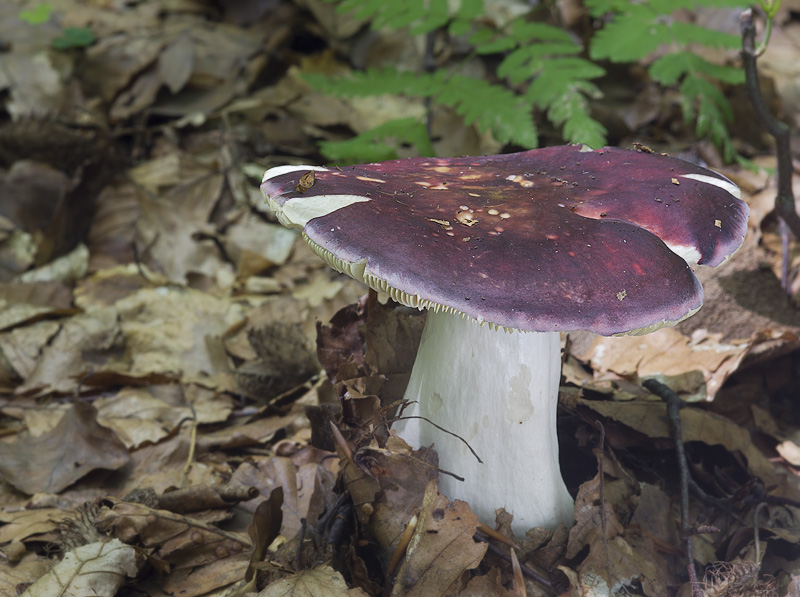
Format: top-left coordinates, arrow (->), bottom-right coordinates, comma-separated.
257,564 -> 351,597
224,216 -> 297,275
96,498 -> 251,568
0,508 -> 73,544
134,173 -> 228,284
391,481 -> 487,597
457,567 -> 515,597
114,286 -> 243,386
160,551 -> 251,596
0,553 -> 49,596
21,539 -> 141,597
0,401 -> 129,494
361,437 -> 438,553
3,52 -> 67,119
17,243 -> 89,285
579,397 -> 800,502
158,33 -> 195,94
196,413 -> 295,451
115,430 -> 216,497
87,182 -> 143,270
0,319 -> 60,388
629,483 -> 679,546
566,470 -> 626,560
0,282 -> 74,329
574,532 -> 675,597
247,487 -> 284,582
228,455 -> 336,541
19,305 -> 120,394
582,326 -> 749,400
94,387 -> 194,449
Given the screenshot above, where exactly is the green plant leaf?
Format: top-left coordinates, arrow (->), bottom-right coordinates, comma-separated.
651,52 -> 744,86
319,117 -> 435,163
498,42 -> 581,84
19,3 -> 52,25
670,21 -> 741,50
52,26 -> 95,49
435,76 -> 538,147
590,14 -> 670,62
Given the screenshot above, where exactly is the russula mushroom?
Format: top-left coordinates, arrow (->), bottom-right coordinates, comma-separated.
261,145 -> 748,532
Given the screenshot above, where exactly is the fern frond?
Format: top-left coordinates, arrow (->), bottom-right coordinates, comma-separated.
555,95 -> 608,148
670,21 -> 742,50
650,51 -> 744,86
680,75 -> 736,161
587,0 -> 746,160
331,0 -> 484,35
498,42 -> 581,84
589,9 -> 670,62
319,117 -> 435,164
435,76 -> 538,147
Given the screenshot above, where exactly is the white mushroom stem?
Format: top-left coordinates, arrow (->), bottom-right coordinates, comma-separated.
396,309 -> 574,533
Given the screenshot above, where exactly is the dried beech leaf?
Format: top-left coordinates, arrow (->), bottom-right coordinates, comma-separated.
96,498 -> 251,568
0,402 -> 129,494
247,486 -> 284,582
391,481 -> 487,597
0,508 -> 73,544
22,539 -> 140,597
566,471 -> 625,560
257,564 -> 350,596
578,398 -> 800,500
582,327 -> 749,399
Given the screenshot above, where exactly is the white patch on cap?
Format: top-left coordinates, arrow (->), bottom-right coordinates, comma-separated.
262,164 -> 329,183
679,173 -> 741,199
274,194 -> 371,229
664,242 -> 702,265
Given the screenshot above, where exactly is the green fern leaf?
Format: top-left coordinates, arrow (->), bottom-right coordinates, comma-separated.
651,52 -> 743,86
557,99 -> 608,148
411,0 -> 449,35
473,33 -> 517,54
526,62 -> 606,147
509,21 -> 576,44
525,58 -> 605,106
670,21 -> 741,50
680,75 -> 735,160
450,0 -> 483,35
319,117 -> 435,164
589,12 -> 670,62
498,42 -> 581,84
435,76 -> 538,147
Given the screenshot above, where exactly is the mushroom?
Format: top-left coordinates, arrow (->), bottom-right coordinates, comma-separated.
261,145 -> 748,533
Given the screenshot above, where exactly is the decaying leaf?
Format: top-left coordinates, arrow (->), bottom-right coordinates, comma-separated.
95,497 -> 251,568
581,326 -> 750,400
0,401 -> 129,494
391,481 -> 487,596
257,564 -> 350,597
22,539 -> 140,597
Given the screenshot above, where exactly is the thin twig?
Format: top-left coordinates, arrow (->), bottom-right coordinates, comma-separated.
295,517 -> 307,571
594,420 -> 609,575
753,501 -> 768,564
642,379 -> 702,597
740,9 -> 800,258
480,539 -> 557,595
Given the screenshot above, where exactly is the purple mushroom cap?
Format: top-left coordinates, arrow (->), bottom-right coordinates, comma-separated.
262,145 -> 748,336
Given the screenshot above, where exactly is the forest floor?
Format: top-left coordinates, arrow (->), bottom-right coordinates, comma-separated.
2,1 -> 800,596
